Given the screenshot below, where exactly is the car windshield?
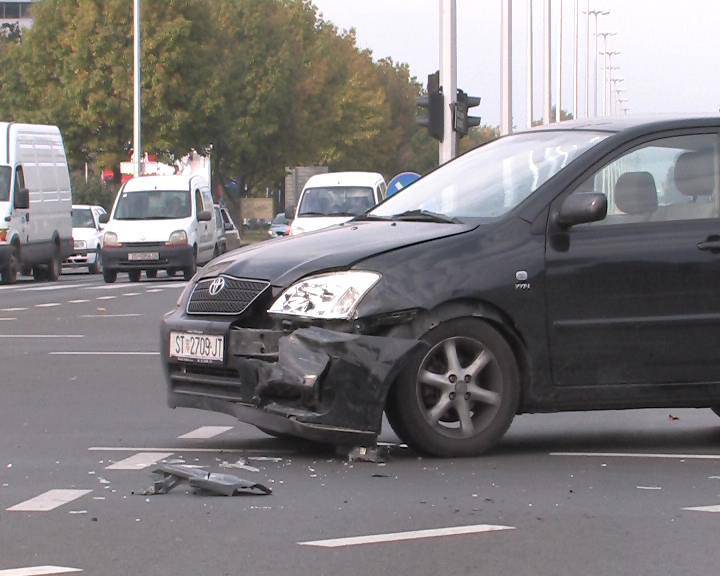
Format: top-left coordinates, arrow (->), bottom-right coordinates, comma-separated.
114,189 -> 191,220
298,186 -> 375,216
71,208 -> 95,228
370,131 -> 610,221
0,166 -> 10,202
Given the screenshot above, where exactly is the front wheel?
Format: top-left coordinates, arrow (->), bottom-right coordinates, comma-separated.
0,245 -> 18,284
46,249 -> 61,281
88,249 -> 102,274
103,268 -> 117,284
386,318 -> 520,457
128,270 -> 141,283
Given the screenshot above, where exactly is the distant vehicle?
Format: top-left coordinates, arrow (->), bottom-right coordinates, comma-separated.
288,172 -> 386,235
65,205 -> 107,274
99,174 -> 218,283
0,123 -> 73,284
217,204 -> 242,251
268,212 -> 291,237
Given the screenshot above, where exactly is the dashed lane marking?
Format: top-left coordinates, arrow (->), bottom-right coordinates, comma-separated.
95,296 -> 116,300
1,307 -> 28,312
683,504 -> 720,513
6,489 -> 92,512
105,452 -> 174,470
551,452 -> 720,460
0,335 -> 84,339
0,318 -> 16,321
83,283 -> 135,290
298,524 -> 516,548
79,313 -> 143,318
15,284 -> 87,292
121,292 -> 141,296
89,446 -> 294,454
34,303 -> 61,308
145,289 -> 163,293
0,566 -> 82,576
68,300 -> 90,304
48,351 -> 158,356
178,426 -> 234,439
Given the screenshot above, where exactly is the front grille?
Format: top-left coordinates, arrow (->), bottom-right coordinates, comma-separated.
186,275 -> 270,316
124,242 -> 165,248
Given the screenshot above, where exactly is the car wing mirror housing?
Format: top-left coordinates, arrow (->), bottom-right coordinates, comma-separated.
197,210 -> 212,222
224,222 -> 233,231
556,193 -> 607,228
14,187 -> 29,210
98,213 -> 110,224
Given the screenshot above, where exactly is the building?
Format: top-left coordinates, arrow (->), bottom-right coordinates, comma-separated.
0,1 -> 35,29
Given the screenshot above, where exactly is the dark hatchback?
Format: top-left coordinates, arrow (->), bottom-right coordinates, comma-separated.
162,116 -> 720,457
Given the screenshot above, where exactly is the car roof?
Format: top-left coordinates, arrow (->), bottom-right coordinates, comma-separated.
304,171 -> 384,188
122,174 -> 208,192
521,114 -> 720,134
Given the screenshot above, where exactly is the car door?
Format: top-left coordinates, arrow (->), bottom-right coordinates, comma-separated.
545,131 -> 720,398
193,187 -> 210,262
11,165 -> 29,245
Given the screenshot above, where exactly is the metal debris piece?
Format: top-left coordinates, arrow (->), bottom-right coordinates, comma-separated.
145,464 -> 271,496
220,459 -> 260,473
344,445 -> 387,463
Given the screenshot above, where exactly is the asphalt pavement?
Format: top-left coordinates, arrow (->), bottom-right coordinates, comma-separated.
1,269 -> 719,576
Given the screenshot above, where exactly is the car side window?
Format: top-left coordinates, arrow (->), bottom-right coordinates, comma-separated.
14,165 -> 26,193
571,134 -> 718,226
194,188 -> 203,215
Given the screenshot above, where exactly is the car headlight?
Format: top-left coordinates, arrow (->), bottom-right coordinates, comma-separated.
175,280 -> 194,309
268,271 -> 381,320
74,239 -> 87,250
167,230 -> 188,245
103,231 -> 121,247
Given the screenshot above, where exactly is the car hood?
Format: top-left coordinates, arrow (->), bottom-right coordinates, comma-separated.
72,227 -> 100,243
291,216 -> 352,235
201,220 -> 474,286
105,218 -> 192,243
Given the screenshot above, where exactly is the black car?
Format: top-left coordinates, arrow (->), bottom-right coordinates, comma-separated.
163,116 -> 720,457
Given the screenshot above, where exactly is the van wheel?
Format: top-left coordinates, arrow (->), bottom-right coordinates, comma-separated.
0,244 -> 19,284
128,270 -> 141,282
386,318 -> 520,457
146,269 -> 157,279
46,249 -> 61,281
88,249 -> 102,274
183,250 -> 197,281
103,268 -> 117,284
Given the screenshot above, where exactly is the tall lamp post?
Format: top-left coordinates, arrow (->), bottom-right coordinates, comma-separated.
527,0 -> 534,128
596,32 -> 616,116
133,0 -> 142,177
609,77 -> 624,115
586,8 -> 609,116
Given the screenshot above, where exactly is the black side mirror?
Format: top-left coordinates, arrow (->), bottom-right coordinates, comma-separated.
98,213 -> 110,224
224,222 -> 233,231
556,193 -> 607,228
197,210 -> 212,222
284,206 -> 295,220
14,187 -> 29,210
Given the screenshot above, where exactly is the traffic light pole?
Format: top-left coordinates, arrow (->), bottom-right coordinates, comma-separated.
133,0 -> 142,177
439,0 -> 457,164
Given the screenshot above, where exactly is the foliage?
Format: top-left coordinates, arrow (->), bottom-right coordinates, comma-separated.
69,172 -> 118,211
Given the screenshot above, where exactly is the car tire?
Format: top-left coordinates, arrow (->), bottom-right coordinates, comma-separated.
0,244 -> 19,285
183,249 -> 197,281
128,270 -> 141,283
166,268 -> 177,277
146,269 -> 157,279
386,318 -> 520,457
88,249 -> 102,274
103,268 -> 117,284
46,248 -> 61,282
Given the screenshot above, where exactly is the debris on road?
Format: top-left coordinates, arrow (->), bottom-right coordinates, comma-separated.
219,458 -> 260,473
143,464 -> 272,496
668,414 -> 680,421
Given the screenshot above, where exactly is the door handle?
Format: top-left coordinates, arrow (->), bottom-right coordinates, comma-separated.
697,235 -> 720,252
25,213 -> 29,223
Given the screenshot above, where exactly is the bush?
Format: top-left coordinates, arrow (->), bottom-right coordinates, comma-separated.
70,172 -> 117,211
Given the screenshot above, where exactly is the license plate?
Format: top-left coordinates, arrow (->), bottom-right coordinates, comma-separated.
169,332 -> 224,363
128,252 -> 159,261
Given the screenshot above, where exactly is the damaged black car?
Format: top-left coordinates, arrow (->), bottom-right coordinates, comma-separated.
162,116 -> 720,457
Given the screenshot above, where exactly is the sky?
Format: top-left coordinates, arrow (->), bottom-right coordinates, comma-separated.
311,0 -> 720,129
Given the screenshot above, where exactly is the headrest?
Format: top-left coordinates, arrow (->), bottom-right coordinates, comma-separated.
614,171 -> 658,215
674,150 -> 715,197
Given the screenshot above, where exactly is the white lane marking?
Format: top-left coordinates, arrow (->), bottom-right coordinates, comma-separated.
145,289 -> 163,293
122,292 -> 141,296
105,452 -> 173,470
0,318 -> 16,321
145,282 -> 186,289
84,283 -> 135,290
89,446 -> 294,454
637,486 -> 662,490
683,504 -> 720,513
34,303 -> 61,308
298,524 -> 516,548
79,314 -> 143,318
178,426 -> 234,439
7,489 -> 92,512
95,296 -> 116,300
1,307 -> 28,312
68,300 -> 90,304
49,351 -> 158,356
551,452 -> 720,460
0,335 -> 84,339
16,284 -> 86,292
0,566 -> 82,576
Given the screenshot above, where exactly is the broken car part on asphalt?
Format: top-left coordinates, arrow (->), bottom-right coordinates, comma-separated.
146,465 -> 272,496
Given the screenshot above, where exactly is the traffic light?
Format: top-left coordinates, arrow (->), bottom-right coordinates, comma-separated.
454,89 -> 482,137
416,71 -> 444,141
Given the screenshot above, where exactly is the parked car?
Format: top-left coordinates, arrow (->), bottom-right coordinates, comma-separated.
65,205 -> 106,274
216,204 -> 242,251
0,123 -> 73,284
288,171 -> 386,235
268,212 -> 291,237
100,174 -> 218,283
162,115 -> 720,457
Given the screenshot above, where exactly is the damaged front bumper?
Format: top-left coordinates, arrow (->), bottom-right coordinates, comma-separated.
162,315 -> 420,445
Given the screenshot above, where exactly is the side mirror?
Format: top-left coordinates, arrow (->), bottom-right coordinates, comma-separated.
98,213 -> 110,224
284,206 -> 295,220
197,210 -> 212,222
224,222 -> 233,231
556,193 -> 607,228
14,187 -> 29,210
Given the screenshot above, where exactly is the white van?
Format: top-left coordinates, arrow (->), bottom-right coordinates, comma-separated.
0,123 -> 73,284
288,171 -> 386,235
99,174 -> 218,283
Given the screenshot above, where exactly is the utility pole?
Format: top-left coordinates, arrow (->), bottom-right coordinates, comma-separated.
543,0 -> 552,125
501,0 -> 513,135
596,32 -> 615,116
587,8 -> 609,116
527,0 -> 533,129
573,0 -> 579,118
556,0 -> 562,123
439,0 -> 457,163
609,75 -> 624,115
604,50 -> 621,114
133,0 -> 142,177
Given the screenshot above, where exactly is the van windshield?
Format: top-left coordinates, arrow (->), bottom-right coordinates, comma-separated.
114,190 -> 191,220
0,166 -> 10,202
299,186 -> 375,217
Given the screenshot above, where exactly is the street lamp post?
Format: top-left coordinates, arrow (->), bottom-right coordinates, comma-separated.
586,8 -> 609,116
527,0 -> 534,128
501,0 -> 513,135
596,33 -> 616,116
556,0 -> 563,123
609,77 -> 624,115
439,0 -> 458,162
133,0 -> 142,177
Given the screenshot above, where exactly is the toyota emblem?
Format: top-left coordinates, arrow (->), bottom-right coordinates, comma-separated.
208,277 -> 226,296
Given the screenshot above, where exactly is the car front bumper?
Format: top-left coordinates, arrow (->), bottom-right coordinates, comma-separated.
102,244 -> 193,271
161,313 -> 420,445
64,247 -> 97,267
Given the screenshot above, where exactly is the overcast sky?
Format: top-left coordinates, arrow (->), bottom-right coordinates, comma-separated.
311,0 -> 720,129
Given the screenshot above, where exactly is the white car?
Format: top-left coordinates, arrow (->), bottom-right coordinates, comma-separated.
65,205 -> 106,274
289,172 -> 386,235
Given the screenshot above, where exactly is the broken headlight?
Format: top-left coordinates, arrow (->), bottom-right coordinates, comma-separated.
268,271 -> 381,320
